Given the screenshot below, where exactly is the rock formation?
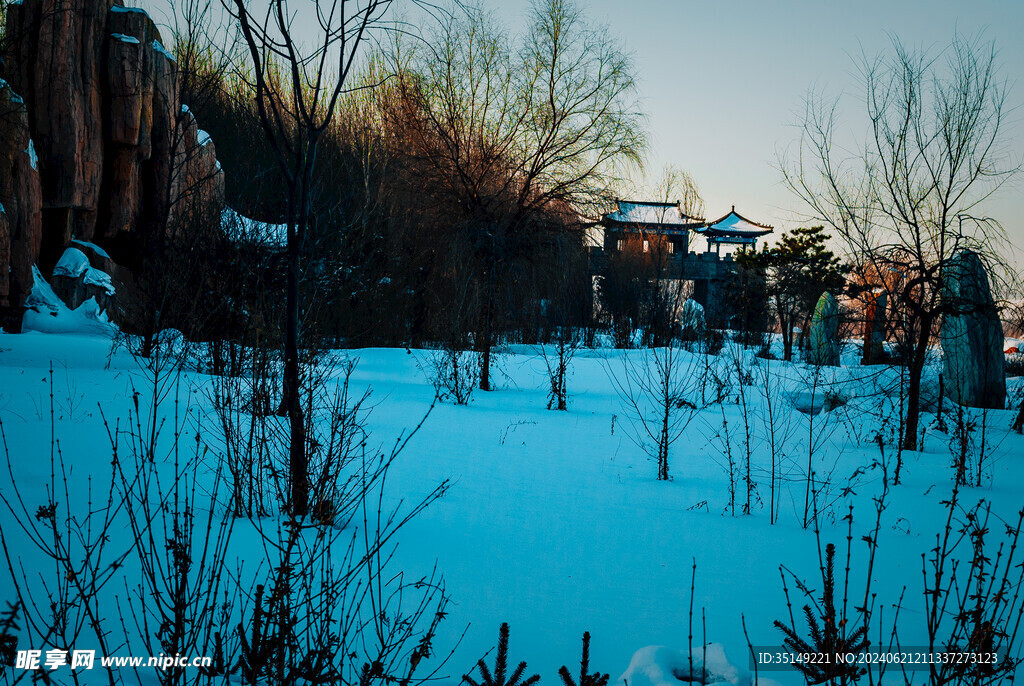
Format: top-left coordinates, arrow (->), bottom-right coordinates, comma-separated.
0,0 -> 224,329
808,291 -> 840,366
0,80 -> 43,330
940,250 -> 1006,409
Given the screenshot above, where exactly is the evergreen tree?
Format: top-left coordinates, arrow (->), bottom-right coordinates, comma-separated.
736,226 -> 846,361
463,624 -> 540,686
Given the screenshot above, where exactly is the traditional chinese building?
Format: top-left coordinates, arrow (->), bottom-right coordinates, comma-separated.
601,200 -> 705,255
696,206 -> 773,255
590,199 -> 773,325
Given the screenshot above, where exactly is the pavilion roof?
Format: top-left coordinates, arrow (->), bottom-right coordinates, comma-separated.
697,206 -> 773,238
604,200 -> 704,231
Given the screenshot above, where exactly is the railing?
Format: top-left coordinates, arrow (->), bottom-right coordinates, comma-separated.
587,247 -> 735,280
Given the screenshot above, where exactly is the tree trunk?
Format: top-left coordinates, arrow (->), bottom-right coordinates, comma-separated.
478,267 -> 494,391
286,239 -> 307,516
902,316 -> 932,452
780,306 -> 793,361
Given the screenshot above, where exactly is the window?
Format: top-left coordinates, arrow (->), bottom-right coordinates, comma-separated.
643,239 -> 650,253
667,241 -> 675,254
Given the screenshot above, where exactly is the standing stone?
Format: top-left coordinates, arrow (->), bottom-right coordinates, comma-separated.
940,250 -> 1006,409
808,291 -> 840,366
678,298 -> 705,341
861,290 -> 887,365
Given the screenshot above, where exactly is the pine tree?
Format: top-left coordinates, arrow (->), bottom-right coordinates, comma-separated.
463,623 -> 540,686
773,544 -> 868,684
558,632 -> 608,686
736,226 -> 846,361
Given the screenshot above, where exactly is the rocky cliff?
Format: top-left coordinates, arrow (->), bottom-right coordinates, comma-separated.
0,0 -> 223,330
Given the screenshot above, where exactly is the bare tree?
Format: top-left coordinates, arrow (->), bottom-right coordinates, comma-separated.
649,164 -> 704,220
609,344 -> 702,481
390,0 -> 645,390
224,0 -> 394,515
782,35 -> 1018,450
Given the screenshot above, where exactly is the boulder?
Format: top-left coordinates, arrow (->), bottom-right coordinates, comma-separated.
678,298 -> 706,341
50,246 -> 116,315
940,250 -> 1006,409
807,291 -> 840,366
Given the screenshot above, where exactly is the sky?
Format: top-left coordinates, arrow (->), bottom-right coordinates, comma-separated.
487,0 -> 1024,250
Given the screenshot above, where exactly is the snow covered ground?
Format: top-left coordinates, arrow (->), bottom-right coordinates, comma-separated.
0,330 -> 1021,684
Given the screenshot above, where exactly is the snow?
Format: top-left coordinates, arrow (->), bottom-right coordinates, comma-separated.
53,247 -> 91,278
0,329 -> 1021,684
83,268 -> 115,295
0,78 -> 24,105
25,139 -> 37,170
618,644 -> 781,686
110,32 -> 141,45
70,239 -> 111,259
20,267 -> 115,335
53,247 -> 116,296
607,201 -> 695,225
222,205 -> 287,247
110,5 -> 149,14
699,210 -> 771,237
151,40 -> 175,61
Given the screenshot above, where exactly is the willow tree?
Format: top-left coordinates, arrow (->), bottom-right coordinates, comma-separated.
783,35 -> 1016,451
391,0 -> 645,390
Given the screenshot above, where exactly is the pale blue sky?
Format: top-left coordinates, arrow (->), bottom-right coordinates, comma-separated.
490,0 -> 1024,247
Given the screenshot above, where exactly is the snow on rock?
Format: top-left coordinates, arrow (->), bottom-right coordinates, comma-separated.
21,267 -> 115,335
70,238 -> 111,259
785,389 -> 846,416
83,267 -> 115,295
53,247 -> 115,296
151,40 -> 175,61
25,139 -> 37,170
679,299 -> 706,334
110,32 -> 141,45
617,644 -> 775,686
53,247 -> 91,278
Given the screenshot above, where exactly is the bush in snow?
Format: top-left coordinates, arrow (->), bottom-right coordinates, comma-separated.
609,345 -> 703,481
424,343 -> 479,405
917,488 -> 1024,684
540,326 -> 582,411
